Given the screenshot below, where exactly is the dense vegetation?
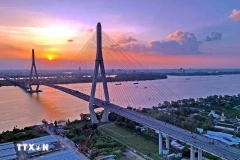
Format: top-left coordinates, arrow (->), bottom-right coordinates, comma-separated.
0,126 -> 48,143
64,119 -> 125,160
135,94 -> 240,136
165,94 -> 240,118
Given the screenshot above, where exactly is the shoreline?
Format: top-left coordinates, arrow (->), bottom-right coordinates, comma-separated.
2,73 -> 240,87
0,73 -> 167,87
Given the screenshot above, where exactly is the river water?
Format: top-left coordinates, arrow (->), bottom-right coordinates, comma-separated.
1,75 -> 240,132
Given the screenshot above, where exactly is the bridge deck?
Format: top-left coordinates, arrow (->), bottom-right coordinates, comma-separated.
45,84 -> 240,160
4,77 -> 41,93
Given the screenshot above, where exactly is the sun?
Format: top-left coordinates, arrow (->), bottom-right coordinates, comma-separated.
47,54 -> 55,61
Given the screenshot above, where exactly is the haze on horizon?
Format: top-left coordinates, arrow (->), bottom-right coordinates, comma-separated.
0,0 -> 240,70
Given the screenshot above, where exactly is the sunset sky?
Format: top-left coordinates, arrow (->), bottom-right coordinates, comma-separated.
0,0 -> 240,69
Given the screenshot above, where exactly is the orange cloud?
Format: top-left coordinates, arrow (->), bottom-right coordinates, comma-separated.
167,30 -> 196,41
229,9 -> 240,22
0,43 -> 27,59
110,30 -> 202,55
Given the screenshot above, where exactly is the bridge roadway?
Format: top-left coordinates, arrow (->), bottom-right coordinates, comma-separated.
45,84 -> 240,160
4,77 -> 29,90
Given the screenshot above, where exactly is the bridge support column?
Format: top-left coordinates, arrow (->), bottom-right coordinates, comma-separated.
198,148 -> 202,160
28,49 -> 41,93
166,135 -> 170,151
159,132 -> 163,155
101,108 -> 109,122
89,22 -> 110,123
190,145 -> 195,160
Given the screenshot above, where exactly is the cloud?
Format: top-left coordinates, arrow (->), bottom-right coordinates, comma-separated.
111,30 -> 202,55
167,30 -> 197,41
204,32 -> 222,42
110,44 -> 120,48
0,43 -> 24,52
86,28 -> 94,32
0,43 -> 27,58
79,28 -> 94,33
112,43 -> 146,52
118,36 -> 137,44
68,39 -> 74,43
229,9 -> 240,22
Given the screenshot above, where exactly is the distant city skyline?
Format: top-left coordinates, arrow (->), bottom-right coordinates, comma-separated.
0,0 -> 240,69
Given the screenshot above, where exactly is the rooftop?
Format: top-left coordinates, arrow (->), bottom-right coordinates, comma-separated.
22,135 -> 57,145
0,142 -> 17,160
204,131 -> 240,145
0,154 -> 18,160
34,150 -> 81,160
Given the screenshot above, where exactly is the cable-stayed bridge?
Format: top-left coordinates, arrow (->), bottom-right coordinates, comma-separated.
5,23 -> 240,160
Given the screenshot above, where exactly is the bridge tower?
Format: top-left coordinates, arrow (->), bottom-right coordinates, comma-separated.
89,22 -> 110,123
28,49 -> 41,93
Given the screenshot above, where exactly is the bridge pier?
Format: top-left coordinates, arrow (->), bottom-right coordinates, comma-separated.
159,132 -> 163,155
166,135 -> 170,151
190,145 -> 195,160
101,108 -> 109,122
89,104 -> 99,123
198,148 -> 202,160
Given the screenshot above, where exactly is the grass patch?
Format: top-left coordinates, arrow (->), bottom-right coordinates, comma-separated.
99,123 -> 161,160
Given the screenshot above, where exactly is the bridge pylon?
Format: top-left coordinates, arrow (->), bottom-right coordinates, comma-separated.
28,49 -> 41,93
88,22 -> 110,123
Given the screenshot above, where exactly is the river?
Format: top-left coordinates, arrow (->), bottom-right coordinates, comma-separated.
1,75 -> 240,132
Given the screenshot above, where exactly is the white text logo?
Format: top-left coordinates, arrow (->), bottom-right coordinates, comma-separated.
16,143 -> 49,152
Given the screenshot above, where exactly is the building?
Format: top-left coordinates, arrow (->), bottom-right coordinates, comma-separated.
95,155 -> 116,160
135,126 -> 145,132
167,153 -> 175,160
34,150 -> 81,160
208,110 -> 220,118
189,113 -> 199,117
0,142 -> 18,160
204,131 -> 240,145
214,125 -> 235,131
214,121 -> 235,131
171,140 -> 184,150
22,135 -> 59,157
167,153 -> 182,160
237,126 -> 240,131
233,105 -> 240,110
219,113 -> 226,121
196,128 -> 204,134
158,108 -> 167,112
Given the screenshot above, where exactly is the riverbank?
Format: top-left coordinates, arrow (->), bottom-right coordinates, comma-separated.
0,80 -> 12,86
169,72 -> 240,76
0,73 -> 167,86
3,71 -> 240,87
